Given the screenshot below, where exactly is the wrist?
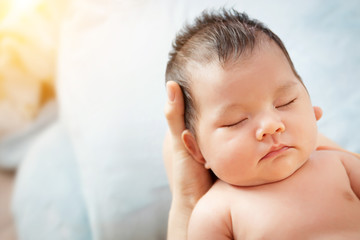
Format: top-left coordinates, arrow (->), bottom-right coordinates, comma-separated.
167,200 -> 194,240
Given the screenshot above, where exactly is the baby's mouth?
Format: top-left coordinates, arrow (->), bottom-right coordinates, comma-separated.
260,145 -> 290,161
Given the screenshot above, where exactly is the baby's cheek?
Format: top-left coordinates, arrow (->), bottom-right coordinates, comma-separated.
219,148 -> 248,172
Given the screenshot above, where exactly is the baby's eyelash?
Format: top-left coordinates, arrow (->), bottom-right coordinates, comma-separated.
276,98 -> 297,108
223,118 -> 248,128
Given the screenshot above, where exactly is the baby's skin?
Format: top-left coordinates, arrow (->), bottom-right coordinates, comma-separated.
188,150 -> 360,239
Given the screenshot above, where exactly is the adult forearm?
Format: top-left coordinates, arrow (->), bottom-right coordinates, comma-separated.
167,201 -> 193,240
317,132 -> 360,159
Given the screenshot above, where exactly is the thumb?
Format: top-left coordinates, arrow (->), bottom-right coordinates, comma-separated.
164,81 -> 186,144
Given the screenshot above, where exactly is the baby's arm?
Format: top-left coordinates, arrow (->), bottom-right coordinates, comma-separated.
340,152 -> 360,199
317,133 -> 360,197
188,196 -> 233,240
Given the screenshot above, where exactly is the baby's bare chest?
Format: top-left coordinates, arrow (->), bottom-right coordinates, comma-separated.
227,160 -> 360,239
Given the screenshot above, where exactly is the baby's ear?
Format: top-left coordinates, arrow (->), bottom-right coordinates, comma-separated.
182,129 -> 206,165
313,106 -> 323,121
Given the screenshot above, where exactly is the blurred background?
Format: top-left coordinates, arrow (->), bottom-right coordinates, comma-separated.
0,0 -> 359,240
0,0 -> 67,239
0,0 -> 66,142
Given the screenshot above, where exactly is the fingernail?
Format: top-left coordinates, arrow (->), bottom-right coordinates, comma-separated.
166,82 -> 175,102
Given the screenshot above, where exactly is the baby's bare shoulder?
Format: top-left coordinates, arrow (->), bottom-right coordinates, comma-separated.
306,150 -> 352,176
196,180 -> 234,207
310,149 -> 355,167
188,180 -> 234,239
308,149 -> 360,197
191,180 -> 244,228
313,149 -> 360,198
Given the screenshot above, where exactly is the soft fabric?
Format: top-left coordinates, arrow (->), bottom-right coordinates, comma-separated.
12,0 -> 359,240
0,100 -> 57,169
13,121 -> 92,240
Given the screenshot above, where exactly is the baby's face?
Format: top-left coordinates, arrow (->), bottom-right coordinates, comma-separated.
186,41 -> 319,186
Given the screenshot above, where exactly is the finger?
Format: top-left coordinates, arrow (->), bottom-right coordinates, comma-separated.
165,81 -> 186,138
313,106 -> 323,121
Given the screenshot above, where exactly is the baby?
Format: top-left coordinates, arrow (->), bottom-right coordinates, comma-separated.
165,9 -> 360,239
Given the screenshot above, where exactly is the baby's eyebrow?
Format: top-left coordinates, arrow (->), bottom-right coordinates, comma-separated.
275,81 -> 298,94
213,102 -> 246,122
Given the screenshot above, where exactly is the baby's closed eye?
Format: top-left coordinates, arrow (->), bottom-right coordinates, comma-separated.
222,118 -> 248,128
275,98 -> 297,109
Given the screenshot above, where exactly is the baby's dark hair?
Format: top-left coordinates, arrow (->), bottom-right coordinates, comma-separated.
165,8 -> 302,135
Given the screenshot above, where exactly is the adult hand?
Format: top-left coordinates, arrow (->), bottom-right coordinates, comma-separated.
164,81 -> 213,240
314,106 -> 360,159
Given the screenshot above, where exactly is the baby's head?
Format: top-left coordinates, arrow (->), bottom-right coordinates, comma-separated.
166,9 -> 320,186
166,9 -> 302,135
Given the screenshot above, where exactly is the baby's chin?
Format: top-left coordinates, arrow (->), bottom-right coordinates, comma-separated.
226,159 -> 308,187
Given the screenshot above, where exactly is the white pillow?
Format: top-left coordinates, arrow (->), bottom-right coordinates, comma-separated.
57,0 -> 177,238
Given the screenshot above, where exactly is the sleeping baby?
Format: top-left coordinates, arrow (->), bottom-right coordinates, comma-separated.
165,9 -> 360,239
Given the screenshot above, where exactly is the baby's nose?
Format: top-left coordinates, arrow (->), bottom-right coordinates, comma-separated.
256,115 -> 285,141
